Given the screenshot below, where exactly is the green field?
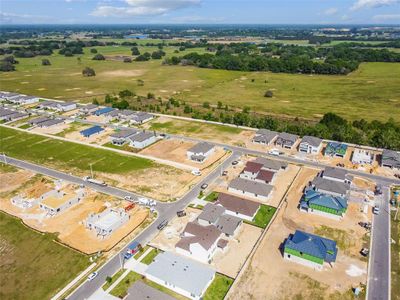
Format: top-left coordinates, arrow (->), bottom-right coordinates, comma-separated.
247,204 -> 277,229
0,212 -> 90,300
140,248 -> 161,265
1,41 -> 399,122
0,126 -> 154,174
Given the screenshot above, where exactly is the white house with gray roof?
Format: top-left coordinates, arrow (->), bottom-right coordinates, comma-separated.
187,142 -> 215,163
275,132 -> 299,149
145,251 -> 215,300
299,136 -> 323,154
311,177 -> 350,197
228,177 -> 273,201
252,129 -> 278,145
109,129 -> 138,145
322,167 -> 352,184
381,149 -> 400,169
129,131 -> 157,149
7,95 -> 39,105
79,104 -> 98,114
128,111 -> 154,124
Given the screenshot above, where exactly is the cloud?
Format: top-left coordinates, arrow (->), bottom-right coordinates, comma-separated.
91,0 -> 201,17
0,12 -> 55,23
171,15 -> 225,23
323,8 -> 338,15
372,13 -> 400,20
351,0 -> 399,10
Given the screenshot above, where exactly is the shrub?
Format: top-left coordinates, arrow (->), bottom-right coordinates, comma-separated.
82,67 -> 96,77
41,58 -> 51,66
264,90 -> 273,97
92,54 -> 105,61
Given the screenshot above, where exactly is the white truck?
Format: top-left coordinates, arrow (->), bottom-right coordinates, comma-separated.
83,176 -> 107,186
137,197 -> 156,207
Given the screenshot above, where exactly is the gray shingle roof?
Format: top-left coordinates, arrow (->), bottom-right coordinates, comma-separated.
177,222 -> 221,251
276,132 -> 299,143
145,252 -> 215,297
322,167 -> 347,181
300,136 -> 323,148
127,281 -> 175,300
129,131 -> 155,143
110,129 -> 138,139
229,178 -> 273,198
253,129 -> 278,144
312,177 -> 350,196
215,214 -> 242,236
254,157 -> 288,171
188,142 -> 214,155
382,149 -> 400,168
216,192 -> 261,217
198,203 -> 225,224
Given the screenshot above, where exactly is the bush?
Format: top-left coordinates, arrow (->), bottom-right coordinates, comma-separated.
0,61 -> 15,72
264,90 -> 273,97
123,57 -> 132,63
92,54 -> 105,61
82,67 -> 96,77
131,46 -> 140,56
41,58 -> 51,66
90,48 -> 98,54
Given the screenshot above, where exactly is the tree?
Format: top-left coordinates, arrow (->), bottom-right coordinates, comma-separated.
131,47 -> 140,56
90,48 -> 98,54
104,94 -> 114,103
119,89 -> 134,98
123,57 -> 132,63
92,98 -> 99,105
112,100 -> 129,109
41,58 -> 51,66
203,102 -> 210,109
82,67 -> 96,77
147,92 -> 155,99
0,61 -> 15,72
217,101 -> 223,109
92,54 -> 105,61
264,90 -> 273,97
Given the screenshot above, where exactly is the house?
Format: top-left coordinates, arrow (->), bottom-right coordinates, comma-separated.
197,203 -> 242,237
175,222 -> 221,263
283,230 -> 338,270
39,190 -> 83,216
310,177 -> 350,197
129,131 -> 157,149
351,148 -> 374,165
228,177 -> 273,201
57,101 -> 77,111
93,107 -> 114,116
299,136 -> 323,154
254,157 -> 288,172
324,142 -> 348,158
85,207 -> 130,238
7,95 -> 39,105
0,91 -> 19,101
240,160 -> 276,184
29,116 -> 49,126
7,111 -> 29,121
252,129 -> 278,145
109,129 -> 138,146
37,118 -> 64,128
381,149 -> 400,169
216,192 -> 261,222
300,190 -> 348,219
0,108 -> 17,121
186,142 -> 215,163
275,132 -> 299,149
145,251 -> 215,300
103,109 -> 120,122
80,125 -> 104,138
322,167 -> 352,184
79,104 -> 98,114
118,109 -> 136,120
128,112 -> 154,124
127,281 -> 176,300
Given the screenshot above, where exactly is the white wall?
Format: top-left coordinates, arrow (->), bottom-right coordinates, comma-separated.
228,186 -> 269,201
284,252 -> 323,271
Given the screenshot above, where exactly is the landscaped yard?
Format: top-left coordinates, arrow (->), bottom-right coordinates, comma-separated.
133,245 -> 150,260
102,269 -> 125,291
140,247 -> 161,265
203,273 -> 234,300
0,126 -> 154,174
0,211 -> 90,300
246,204 -> 277,228
204,191 -> 219,202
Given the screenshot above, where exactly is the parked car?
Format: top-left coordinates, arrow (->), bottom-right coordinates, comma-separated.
374,185 -> 382,195
124,252 -> 133,260
87,272 -> 98,282
373,205 -> 380,215
157,220 -> 168,230
360,248 -> 369,257
177,210 -> 186,217
232,161 -> 239,165
124,195 -> 133,201
191,170 -> 201,176
201,183 -> 208,189
222,170 -> 228,176
268,149 -> 280,156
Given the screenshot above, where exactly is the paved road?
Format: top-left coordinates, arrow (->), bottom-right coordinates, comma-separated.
367,186 -> 391,300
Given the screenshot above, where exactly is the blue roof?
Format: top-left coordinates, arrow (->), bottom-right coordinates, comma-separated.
93,107 -> 114,116
325,142 -> 348,155
302,190 -> 347,211
80,125 -> 104,137
284,230 -> 338,263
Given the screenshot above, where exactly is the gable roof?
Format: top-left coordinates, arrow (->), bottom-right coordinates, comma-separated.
254,129 -> 278,143
129,131 -> 155,143
300,136 -> 323,148
243,161 -> 263,173
110,129 -> 138,139
80,125 -> 104,136
323,167 -> 347,181
145,252 -> 215,297
276,132 -> 299,143
302,190 -> 347,212
177,222 -> 221,251
382,149 -> 400,168
284,230 -> 338,263
254,157 -> 288,171
216,192 -> 261,218
127,281 -> 175,300
188,142 -> 214,154
256,169 -> 275,182
215,214 -> 242,236
312,177 -> 350,196
198,203 -> 225,224
229,178 -> 273,198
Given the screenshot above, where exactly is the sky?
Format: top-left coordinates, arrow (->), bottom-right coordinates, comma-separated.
0,0 -> 399,25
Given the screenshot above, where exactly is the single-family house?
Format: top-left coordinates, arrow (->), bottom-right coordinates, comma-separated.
0,91 -> 19,101
103,109 -> 120,122
28,116 -> 48,126
127,281 -> 176,300
283,230 -> 338,270
254,157 -> 288,172
216,192 -> 261,222
80,104 -> 99,114
240,161 -> 276,184
300,190 -> 348,219
197,203 -> 225,226
252,129 -> 278,145
7,111 -> 29,121
57,101 -> 77,112
322,167 -> 352,184
80,125 -> 104,138
352,148 -> 374,165
37,118 -> 64,128
310,177 -> 350,197
39,190 -> 83,216
128,112 -> 154,124
0,108 -> 17,120
228,177 -> 273,201
7,95 -> 39,105
109,129 -> 138,146
299,136 -> 323,154
186,142 -> 215,163
93,107 -> 114,116
145,251 -> 215,300
324,142 -> 348,158
118,109 -> 136,120
85,207 -> 130,238
275,132 -> 299,149
129,131 -> 157,149
175,222 -> 221,263
381,149 -> 400,169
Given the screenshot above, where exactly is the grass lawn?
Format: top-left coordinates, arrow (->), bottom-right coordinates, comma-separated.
102,269 -> 125,291
140,247 -> 161,265
148,120 -> 242,135
0,126 -> 154,174
0,39 -> 398,122
246,204 -> 277,229
204,191 -> 219,202
391,210 -> 400,300
133,245 -> 150,260
203,273 -> 234,300
0,211 -> 90,300
54,121 -> 88,137
110,271 -> 188,300
18,123 -> 31,129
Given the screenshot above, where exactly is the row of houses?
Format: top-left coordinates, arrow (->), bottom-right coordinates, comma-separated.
109,128 -> 158,149
0,91 -> 39,105
0,107 -> 29,122
38,100 -> 77,112
253,128 -> 400,169
29,116 -> 64,128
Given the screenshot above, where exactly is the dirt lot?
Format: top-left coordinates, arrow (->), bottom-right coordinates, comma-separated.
139,139 -> 227,169
228,167 -> 372,300
0,168 -> 35,194
65,126 -> 114,145
0,177 -> 150,254
31,122 -> 72,135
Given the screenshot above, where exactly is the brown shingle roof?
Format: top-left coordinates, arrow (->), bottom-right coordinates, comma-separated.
243,161 -> 263,173
216,193 -> 260,218
176,222 -> 221,251
256,169 -> 275,183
